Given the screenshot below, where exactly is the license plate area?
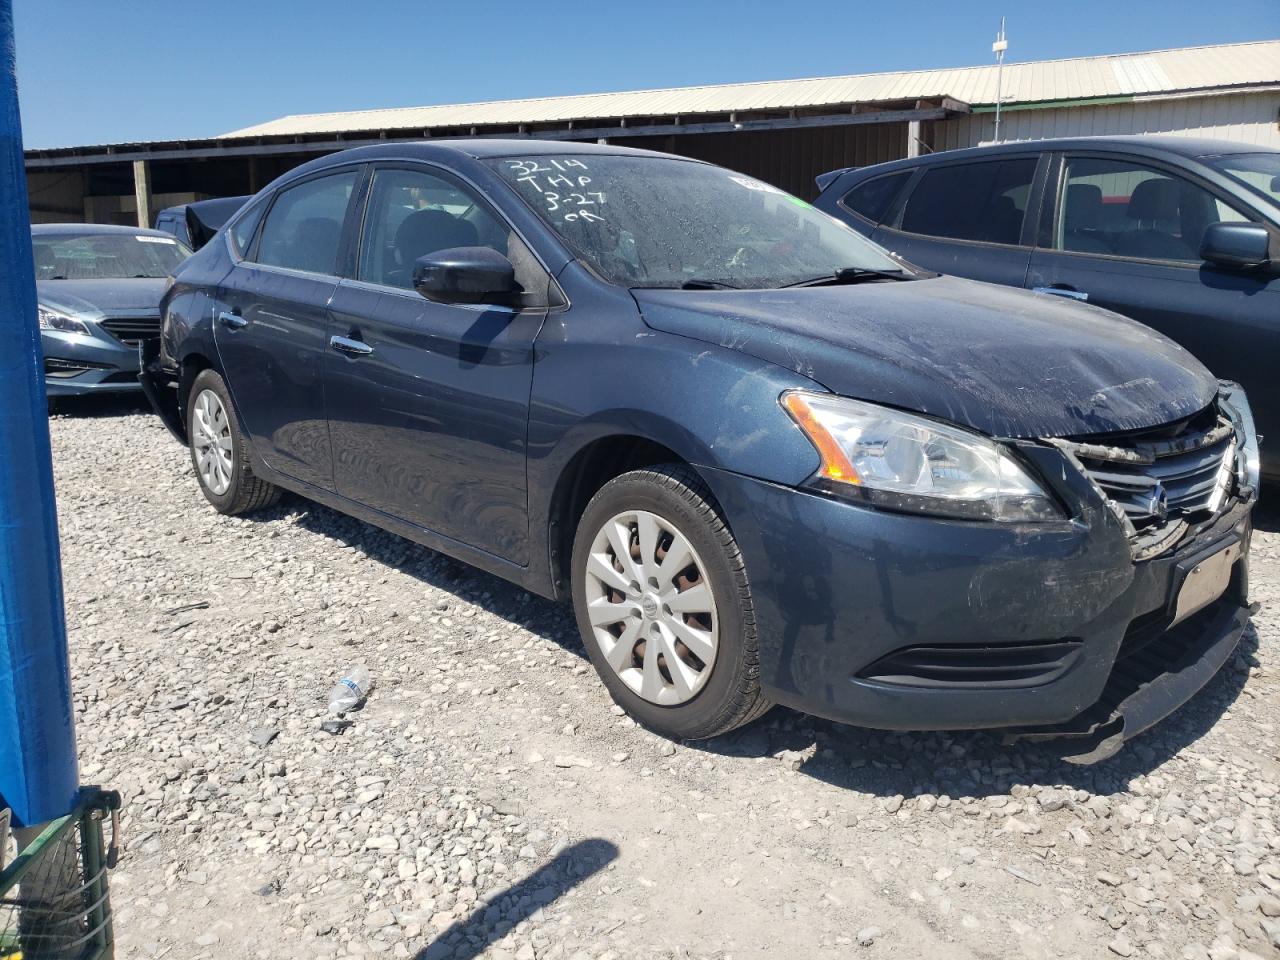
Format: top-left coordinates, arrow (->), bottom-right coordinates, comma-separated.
1172,541 -> 1239,626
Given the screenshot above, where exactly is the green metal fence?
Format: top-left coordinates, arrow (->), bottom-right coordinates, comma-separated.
0,789 -> 120,960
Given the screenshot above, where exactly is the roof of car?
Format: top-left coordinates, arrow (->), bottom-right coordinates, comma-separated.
31,222 -> 176,238
277,138 -> 693,180
257,138 -> 699,197
156,195 -> 253,216
824,135 -> 1277,183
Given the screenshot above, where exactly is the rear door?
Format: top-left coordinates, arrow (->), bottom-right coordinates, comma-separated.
871,154 -> 1046,286
323,162 -> 556,565
1025,152 -> 1280,460
214,166 -> 362,491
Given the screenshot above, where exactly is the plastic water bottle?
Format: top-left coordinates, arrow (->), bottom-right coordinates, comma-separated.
328,665 -> 371,715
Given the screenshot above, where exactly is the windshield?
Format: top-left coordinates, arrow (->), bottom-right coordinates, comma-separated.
1206,153 -> 1280,206
33,232 -> 192,280
490,154 -> 903,288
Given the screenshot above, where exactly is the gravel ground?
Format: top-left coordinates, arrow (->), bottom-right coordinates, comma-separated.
45,396 -> 1280,960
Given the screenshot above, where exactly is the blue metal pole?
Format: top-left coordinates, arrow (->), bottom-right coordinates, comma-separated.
0,0 -> 80,829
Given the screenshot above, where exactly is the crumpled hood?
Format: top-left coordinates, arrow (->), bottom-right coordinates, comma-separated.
37,278 -> 168,319
633,276 -> 1218,439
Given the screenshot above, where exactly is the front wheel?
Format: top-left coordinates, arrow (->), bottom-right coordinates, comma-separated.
187,369 -> 281,515
570,464 -> 771,740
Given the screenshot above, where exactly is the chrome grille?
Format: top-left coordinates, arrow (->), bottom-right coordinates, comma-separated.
99,316 -> 160,346
1054,404 -> 1238,558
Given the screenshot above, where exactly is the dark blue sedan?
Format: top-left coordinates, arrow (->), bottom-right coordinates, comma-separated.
814,136 -> 1280,480
143,140 -> 1259,760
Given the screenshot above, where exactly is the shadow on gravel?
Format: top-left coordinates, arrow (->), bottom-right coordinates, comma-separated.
698,624 -> 1260,801
255,494 -> 1261,803
274,500 -> 581,647
413,838 -> 618,960
48,393 -> 152,419
1251,491 -> 1280,533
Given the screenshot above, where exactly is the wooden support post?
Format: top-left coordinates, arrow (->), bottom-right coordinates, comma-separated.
907,119 -> 922,158
132,158 -> 151,228
247,156 -> 260,193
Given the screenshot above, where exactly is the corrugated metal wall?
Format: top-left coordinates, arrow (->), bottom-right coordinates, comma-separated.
934,92 -> 1280,151
617,122 -> 909,198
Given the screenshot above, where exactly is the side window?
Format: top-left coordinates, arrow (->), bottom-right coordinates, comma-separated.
841,171 -> 912,224
900,158 -> 1038,245
255,171 -> 357,275
228,199 -> 269,259
1057,157 -> 1250,262
357,166 -> 551,307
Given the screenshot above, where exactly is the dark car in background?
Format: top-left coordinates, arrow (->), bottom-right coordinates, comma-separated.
144,140 -> 1258,761
154,195 -> 250,250
814,136 -> 1280,479
34,223 -> 191,401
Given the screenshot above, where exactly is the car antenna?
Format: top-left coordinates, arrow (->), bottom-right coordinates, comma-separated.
992,17 -> 1009,143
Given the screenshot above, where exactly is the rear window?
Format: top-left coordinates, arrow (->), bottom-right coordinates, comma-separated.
840,171 -> 911,224
899,158 -> 1038,245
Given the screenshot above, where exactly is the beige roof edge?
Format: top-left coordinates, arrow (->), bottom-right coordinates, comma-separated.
221,38 -> 1280,138
218,38 -> 1280,139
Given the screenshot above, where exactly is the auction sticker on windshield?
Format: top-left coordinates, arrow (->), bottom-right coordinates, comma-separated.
728,175 -> 784,194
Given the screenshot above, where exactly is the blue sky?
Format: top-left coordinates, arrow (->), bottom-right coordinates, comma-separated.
14,0 -> 1280,149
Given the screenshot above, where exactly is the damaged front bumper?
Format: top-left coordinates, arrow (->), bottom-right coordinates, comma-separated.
698,405 -> 1256,761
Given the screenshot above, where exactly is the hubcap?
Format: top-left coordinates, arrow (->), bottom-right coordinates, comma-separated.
583,509 -> 719,706
192,389 -> 234,496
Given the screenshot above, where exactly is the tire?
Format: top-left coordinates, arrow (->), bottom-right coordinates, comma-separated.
186,369 -> 281,515
570,464 -> 771,740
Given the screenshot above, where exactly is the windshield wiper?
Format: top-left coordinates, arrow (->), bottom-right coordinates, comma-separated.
783,266 -> 913,288
678,278 -> 740,290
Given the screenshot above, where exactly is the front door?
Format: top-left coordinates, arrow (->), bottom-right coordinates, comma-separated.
215,167 -> 361,491
324,164 -> 554,564
1025,153 -> 1280,466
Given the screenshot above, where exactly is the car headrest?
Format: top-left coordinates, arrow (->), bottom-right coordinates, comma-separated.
394,209 -> 479,265
1065,184 -> 1103,229
1126,178 -> 1180,222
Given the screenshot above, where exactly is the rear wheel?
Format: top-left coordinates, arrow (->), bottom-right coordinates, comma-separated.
571,464 -> 771,740
187,369 -> 281,515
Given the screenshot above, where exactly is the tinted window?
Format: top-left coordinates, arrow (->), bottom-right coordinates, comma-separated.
900,158 -> 1038,245
841,171 -> 911,223
256,171 -> 357,274
490,154 -> 901,289
354,167 -> 538,297
229,199 -> 268,259
1057,157 -> 1249,262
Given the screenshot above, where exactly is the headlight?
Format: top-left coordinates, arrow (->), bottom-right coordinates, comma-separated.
37,305 -> 91,335
1218,381 -> 1260,497
782,390 -> 1062,522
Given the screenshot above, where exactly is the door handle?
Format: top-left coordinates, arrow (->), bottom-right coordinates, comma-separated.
330,335 -> 374,357
218,311 -> 248,329
1032,285 -> 1089,302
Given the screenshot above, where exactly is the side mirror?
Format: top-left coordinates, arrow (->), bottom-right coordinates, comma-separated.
1200,222 -> 1271,270
412,247 -> 519,306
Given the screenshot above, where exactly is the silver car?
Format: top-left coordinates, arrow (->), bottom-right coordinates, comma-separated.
33,223 -> 191,401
